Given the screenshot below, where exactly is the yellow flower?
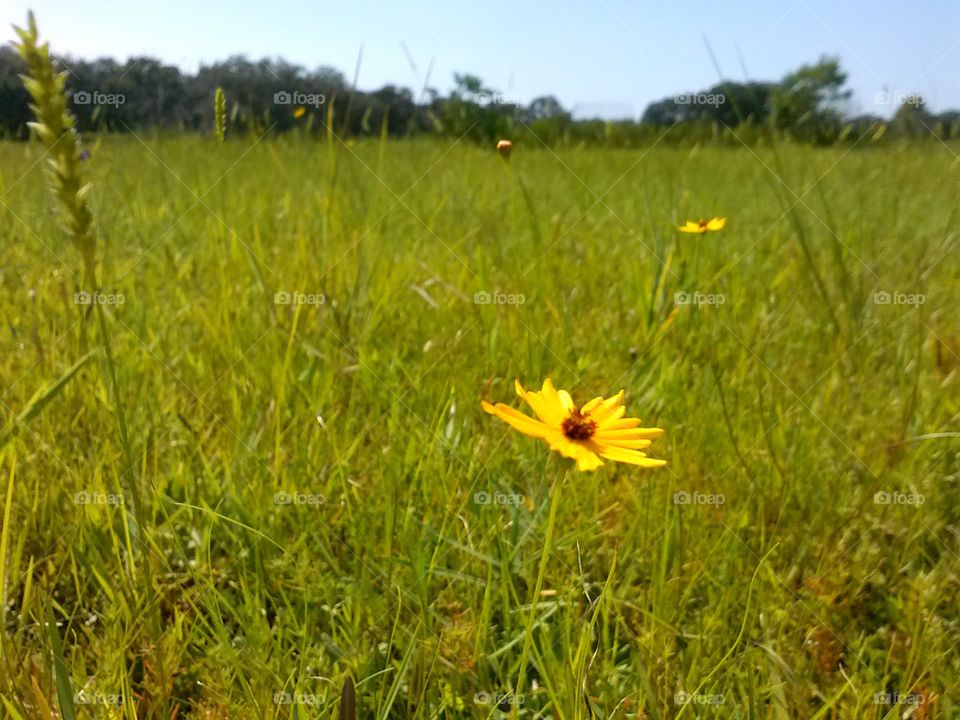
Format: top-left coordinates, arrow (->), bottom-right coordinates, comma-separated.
496,139 -> 513,158
678,216 -> 726,233
293,106 -> 307,119
481,379 -> 666,472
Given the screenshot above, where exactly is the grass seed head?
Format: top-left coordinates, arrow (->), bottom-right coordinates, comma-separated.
13,12 -> 96,279
214,87 -> 226,143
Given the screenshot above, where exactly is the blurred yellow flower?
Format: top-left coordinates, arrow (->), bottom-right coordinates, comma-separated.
496,139 -> 513,158
481,379 -> 666,472
293,106 -> 307,119
678,217 -> 726,233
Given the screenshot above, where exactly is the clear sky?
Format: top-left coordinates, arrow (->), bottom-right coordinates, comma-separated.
4,0 -> 959,119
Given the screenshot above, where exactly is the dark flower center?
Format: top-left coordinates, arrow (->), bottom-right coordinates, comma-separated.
562,407 -> 597,441
698,219 -> 708,229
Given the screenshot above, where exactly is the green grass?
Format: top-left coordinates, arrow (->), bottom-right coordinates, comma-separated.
0,132 -> 958,718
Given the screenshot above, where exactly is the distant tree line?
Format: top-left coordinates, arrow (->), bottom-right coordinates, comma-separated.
0,47 -> 957,146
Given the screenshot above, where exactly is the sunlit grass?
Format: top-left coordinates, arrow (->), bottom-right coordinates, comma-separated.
0,133 -> 958,717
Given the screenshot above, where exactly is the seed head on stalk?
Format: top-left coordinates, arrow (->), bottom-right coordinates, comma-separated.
12,14 -> 154,604
13,12 -> 97,282
214,86 -> 226,143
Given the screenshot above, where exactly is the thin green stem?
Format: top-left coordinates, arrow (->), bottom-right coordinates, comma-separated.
513,461 -> 567,713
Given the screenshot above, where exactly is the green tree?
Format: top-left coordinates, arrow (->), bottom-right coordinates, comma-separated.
436,73 -> 513,142
890,95 -> 933,137
0,47 -> 31,137
771,56 -> 851,143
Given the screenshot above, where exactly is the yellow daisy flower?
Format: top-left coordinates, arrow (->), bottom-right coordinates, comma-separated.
481,379 -> 666,472
293,106 -> 307,119
678,216 -> 726,233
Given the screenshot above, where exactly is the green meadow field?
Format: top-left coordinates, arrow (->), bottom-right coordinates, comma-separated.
1,132 -> 958,718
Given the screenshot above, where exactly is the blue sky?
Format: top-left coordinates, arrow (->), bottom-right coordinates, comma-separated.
4,0 -> 960,119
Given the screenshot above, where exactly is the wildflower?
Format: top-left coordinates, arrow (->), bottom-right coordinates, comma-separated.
496,139 -> 512,159
293,106 -> 307,119
678,217 -> 726,233
481,379 -> 665,471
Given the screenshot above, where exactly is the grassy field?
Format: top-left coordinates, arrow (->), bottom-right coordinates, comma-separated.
0,132 -> 958,718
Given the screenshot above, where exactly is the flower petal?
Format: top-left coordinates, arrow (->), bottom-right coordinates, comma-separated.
482,401 -> 552,439
598,445 -> 667,467
514,379 -> 527,398
594,427 -> 664,441
550,437 -> 603,472
581,396 -> 604,414
515,380 -> 565,426
596,438 -> 652,450
599,417 -> 642,430
541,379 -> 574,414
678,221 -> 705,233
587,391 -> 624,424
576,451 -> 604,472
596,406 -> 626,427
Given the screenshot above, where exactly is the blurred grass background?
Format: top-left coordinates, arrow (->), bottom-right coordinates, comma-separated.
0,133 -> 958,717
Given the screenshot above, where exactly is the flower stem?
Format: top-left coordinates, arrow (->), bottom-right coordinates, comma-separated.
513,461 -> 567,712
